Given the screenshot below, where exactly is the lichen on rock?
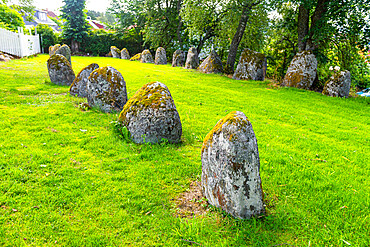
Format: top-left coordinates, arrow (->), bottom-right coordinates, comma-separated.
130,53 -> 142,61
70,63 -> 99,97
198,50 -> 223,74
141,49 -> 154,63
233,48 -> 266,81
55,44 -> 72,65
155,47 -> 167,65
47,54 -> 75,86
49,44 -> 61,56
172,49 -> 185,67
111,46 -> 121,58
87,66 -> 127,113
185,47 -> 199,69
121,48 -> 130,59
201,111 -> 265,219
322,70 -> 351,98
118,81 -> 182,144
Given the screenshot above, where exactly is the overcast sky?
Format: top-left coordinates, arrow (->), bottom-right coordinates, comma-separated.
32,0 -> 111,13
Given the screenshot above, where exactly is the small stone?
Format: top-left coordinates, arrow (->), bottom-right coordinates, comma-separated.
172,49 -> 185,67
70,63 -> 99,97
282,50 -> 317,89
130,53 -> 142,61
118,81 -> 182,144
49,44 -> 61,56
201,111 -> 265,219
47,54 -> 75,86
185,47 -> 199,69
111,46 -> 121,58
155,47 -> 167,65
141,49 -> 154,63
322,70 -> 351,98
121,48 -> 130,59
233,48 -> 266,81
87,66 -> 127,113
198,50 -> 223,74
55,44 -> 72,65
0,54 -> 10,62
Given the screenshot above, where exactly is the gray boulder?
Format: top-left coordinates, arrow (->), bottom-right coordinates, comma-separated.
233,48 -> 266,81
201,111 -> 265,219
55,44 -> 72,65
198,50 -> 223,74
47,54 -> 75,86
118,81 -> 182,144
49,44 -> 61,56
111,46 -> 121,58
121,48 -> 130,59
87,66 -> 127,113
322,70 -> 351,98
70,63 -> 99,97
172,49 -> 185,67
185,47 -> 199,69
141,49 -> 154,63
155,47 -> 167,65
282,50 -> 317,89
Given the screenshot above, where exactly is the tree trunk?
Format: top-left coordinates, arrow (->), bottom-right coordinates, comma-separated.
71,39 -> 79,53
176,0 -> 183,48
306,0 -> 329,51
225,6 -> 251,74
196,29 -> 214,55
297,4 -> 309,52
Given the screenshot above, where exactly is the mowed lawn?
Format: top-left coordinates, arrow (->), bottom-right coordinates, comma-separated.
0,54 -> 369,246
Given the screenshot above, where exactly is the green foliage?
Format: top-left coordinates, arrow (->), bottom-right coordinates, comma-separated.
34,24 -> 59,53
111,120 -> 131,142
0,4 -> 25,31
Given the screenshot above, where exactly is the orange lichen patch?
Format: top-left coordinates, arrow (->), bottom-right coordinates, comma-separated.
47,54 -> 72,70
49,44 -> 61,56
111,46 -> 120,54
130,53 -> 142,61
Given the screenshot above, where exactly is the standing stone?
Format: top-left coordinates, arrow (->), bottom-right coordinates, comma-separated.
87,66 -> 127,113
121,48 -> 130,59
155,47 -> 167,65
198,50 -> 223,74
111,46 -> 121,58
201,111 -> 265,219
233,48 -> 266,81
47,54 -> 75,86
172,49 -> 185,67
282,50 -> 317,89
55,44 -> 72,65
185,47 -> 199,69
322,70 -> 351,98
69,63 -> 99,97
118,81 -> 182,144
49,44 -> 61,56
130,53 -> 141,61
141,49 -> 154,63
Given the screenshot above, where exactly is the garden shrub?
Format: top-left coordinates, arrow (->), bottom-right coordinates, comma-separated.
34,24 -> 60,53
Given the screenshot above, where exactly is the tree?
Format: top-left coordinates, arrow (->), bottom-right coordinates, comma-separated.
61,0 -> 90,53
0,4 -> 25,31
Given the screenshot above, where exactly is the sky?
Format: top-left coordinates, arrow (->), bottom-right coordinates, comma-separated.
32,0 -> 112,13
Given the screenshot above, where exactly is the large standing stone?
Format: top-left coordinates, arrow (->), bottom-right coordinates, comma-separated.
87,66 -> 127,113
69,63 -> 99,97
172,49 -> 185,67
282,50 -> 317,89
49,44 -> 61,56
47,54 -> 75,86
55,44 -> 72,65
118,81 -> 182,144
121,48 -> 130,59
233,49 -> 266,81
185,47 -> 199,69
141,49 -> 154,63
130,53 -> 141,61
111,46 -> 121,58
201,111 -> 265,219
155,47 -> 167,65
198,50 -> 223,74
322,70 -> 351,98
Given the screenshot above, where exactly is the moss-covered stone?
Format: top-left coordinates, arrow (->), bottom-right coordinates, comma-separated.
185,47 -> 199,69
155,47 -> 167,65
55,44 -> 72,65
172,49 -> 185,67
121,48 -> 130,59
118,81 -> 182,144
111,46 -> 121,58
130,53 -> 142,61
87,66 -> 127,113
322,70 -> 351,98
141,49 -> 154,63
70,63 -> 99,97
47,54 -> 75,86
198,50 -> 223,74
233,48 -> 266,81
49,44 -> 61,56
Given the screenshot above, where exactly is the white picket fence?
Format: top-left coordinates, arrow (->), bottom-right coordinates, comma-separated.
0,27 -> 41,57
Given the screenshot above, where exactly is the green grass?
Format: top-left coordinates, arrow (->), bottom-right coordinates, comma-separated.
0,55 -> 369,246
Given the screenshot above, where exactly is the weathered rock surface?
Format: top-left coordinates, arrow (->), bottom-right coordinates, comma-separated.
47,54 -> 75,86
0,52 -> 12,62
322,70 -> 351,98
55,44 -> 72,65
87,66 -> 127,113
118,81 -> 182,144
70,63 -> 99,97
185,47 -> 199,69
233,49 -> 266,81
155,47 -> 167,65
49,44 -> 61,56
198,50 -> 223,74
201,111 -> 265,219
172,49 -> 185,67
130,53 -> 141,61
121,48 -> 130,59
282,50 -> 317,89
111,46 -> 121,58
141,49 -> 154,63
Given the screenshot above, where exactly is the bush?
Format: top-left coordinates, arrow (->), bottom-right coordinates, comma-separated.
34,24 -> 60,53
0,4 -> 25,32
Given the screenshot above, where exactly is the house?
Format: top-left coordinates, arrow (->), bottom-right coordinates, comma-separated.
87,16 -> 106,30
23,9 -> 60,32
